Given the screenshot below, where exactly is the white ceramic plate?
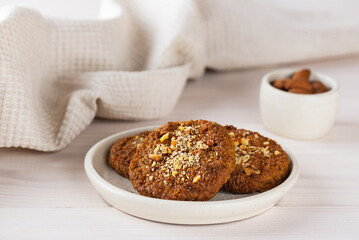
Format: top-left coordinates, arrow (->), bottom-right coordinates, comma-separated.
84,126 -> 299,225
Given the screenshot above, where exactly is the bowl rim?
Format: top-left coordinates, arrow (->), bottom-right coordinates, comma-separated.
84,125 -> 300,207
262,68 -> 340,98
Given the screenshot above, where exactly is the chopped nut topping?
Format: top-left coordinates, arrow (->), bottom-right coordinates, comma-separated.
192,175 -> 201,183
154,145 -> 160,153
231,132 -> 276,175
233,141 -> 239,146
244,167 -> 261,176
170,138 -> 177,149
274,150 -> 281,155
149,154 -> 162,161
131,135 -> 146,148
236,154 -> 250,165
196,140 -> 209,149
149,124 -> 207,182
160,133 -> 169,142
261,146 -> 270,157
241,138 -> 249,145
174,162 -> 181,170
228,132 -> 235,137
149,176 -> 153,181
154,144 -> 173,155
162,146 -> 172,154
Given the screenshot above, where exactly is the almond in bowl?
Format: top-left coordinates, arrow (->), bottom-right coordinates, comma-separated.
271,69 -> 329,94
260,68 -> 339,139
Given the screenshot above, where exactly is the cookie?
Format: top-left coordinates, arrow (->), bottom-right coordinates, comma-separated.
223,126 -> 290,193
108,131 -> 151,178
129,120 -> 236,201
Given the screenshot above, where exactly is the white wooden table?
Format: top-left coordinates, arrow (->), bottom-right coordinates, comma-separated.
1,57 -> 359,239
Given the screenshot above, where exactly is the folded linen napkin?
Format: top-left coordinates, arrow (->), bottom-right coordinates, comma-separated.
1,0 -> 358,151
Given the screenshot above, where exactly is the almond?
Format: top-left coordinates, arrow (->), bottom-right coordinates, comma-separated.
312,80 -> 328,94
288,88 -> 312,94
284,69 -> 313,92
287,80 -> 313,92
292,69 -> 311,82
272,78 -> 291,90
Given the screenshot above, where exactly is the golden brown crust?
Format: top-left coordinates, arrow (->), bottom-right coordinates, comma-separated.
223,125 -> 290,193
129,120 -> 236,201
108,131 -> 150,178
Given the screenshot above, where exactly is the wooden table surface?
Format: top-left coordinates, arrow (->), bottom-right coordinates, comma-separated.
1,57 -> 359,239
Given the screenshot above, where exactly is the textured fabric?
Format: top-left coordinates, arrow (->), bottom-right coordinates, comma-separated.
1,0 -> 359,151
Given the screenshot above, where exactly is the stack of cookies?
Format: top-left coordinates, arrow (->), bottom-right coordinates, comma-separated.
108,120 -> 290,201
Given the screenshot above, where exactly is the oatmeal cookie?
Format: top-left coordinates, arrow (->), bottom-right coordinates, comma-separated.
223,125 -> 290,193
129,120 -> 236,201
108,131 -> 151,178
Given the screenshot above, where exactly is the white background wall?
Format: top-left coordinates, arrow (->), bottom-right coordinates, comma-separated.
0,0 -> 358,19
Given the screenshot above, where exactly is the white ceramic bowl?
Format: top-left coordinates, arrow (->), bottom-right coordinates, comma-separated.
84,126 -> 299,225
260,69 -> 340,139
